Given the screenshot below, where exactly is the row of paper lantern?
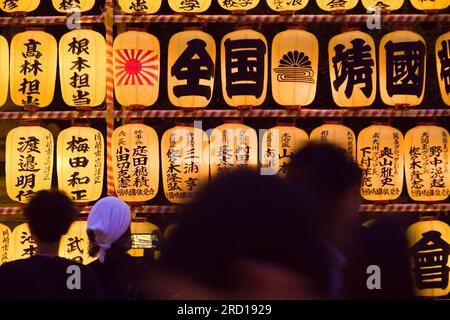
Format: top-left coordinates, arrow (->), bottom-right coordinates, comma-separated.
0,29 -> 449,109
5,123 -> 449,205
1,0 -> 448,14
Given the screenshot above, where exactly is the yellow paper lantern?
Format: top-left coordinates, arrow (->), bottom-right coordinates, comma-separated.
59,220 -> 95,265
316,0 -> 358,11
436,32 -> 450,106
266,0 -> 309,11
52,0 -> 94,12
129,221 -> 159,257
113,31 -> 160,108
407,219 -> 450,297
218,0 -> 259,11
310,123 -> 356,160
357,125 -> 404,201
11,223 -> 37,261
221,29 -> 268,108
410,0 -> 448,11
328,31 -> 377,108
10,30 -> 57,109
59,29 -> 106,108
379,31 -> 426,107
362,0 -> 404,11
112,124 -> 159,202
169,0 -> 211,12
161,125 -> 209,204
57,127 -> 104,203
0,224 -> 12,265
0,35 -> 9,107
261,125 -> 308,176
6,126 -> 54,203
271,30 -> 318,107
209,122 -> 258,177
0,0 -> 39,13
118,0 -> 161,13
404,125 -> 449,202
168,30 -> 216,108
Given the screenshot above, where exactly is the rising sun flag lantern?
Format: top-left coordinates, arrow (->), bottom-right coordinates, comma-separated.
357,125 -> 404,201
407,219 -> 450,297
57,127 -> 104,203
168,30 -> 216,109
404,125 -> 449,202
52,0 -> 95,12
0,0 -> 39,13
59,220 -> 95,265
6,126 -> 53,204
11,223 -> 36,261
436,32 -> 450,106
112,124 -> 160,203
221,29 -> 268,108
129,221 -> 159,257
361,0 -> 404,11
310,124 -> 356,160
379,31 -> 426,107
266,0 -> 309,11
328,31 -> 377,108
169,0 -> 212,13
218,0 -> 259,11
271,30 -> 318,108
113,31 -> 160,108
316,0 -> 358,12
410,0 -> 448,11
118,0 -> 162,14
59,29 -> 106,108
0,224 -> 12,266
10,30 -> 57,109
0,35 -> 9,108
161,125 -> 209,204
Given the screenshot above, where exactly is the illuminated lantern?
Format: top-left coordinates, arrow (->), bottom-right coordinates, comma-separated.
328,31 -> 377,108
310,123 -> 356,160
221,29 -> 268,108
316,0 -> 358,12
407,219 -> 450,297
57,127 -> 104,203
10,30 -> 57,109
169,0 -> 211,13
271,30 -> 318,107
0,35 -> 8,107
410,0 -> 448,11
59,30 -> 106,108
261,125 -> 308,176
210,122 -> 258,177
0,0 -> 39,13
112,124 -> 159,202
379,31 -> 426,107
118,0 -> 162,13
129,221 -> 159,257
59,220 -> 95,265
6,126 -> 53,203
161,125 -> 209,204
436,32 -> 450,106
218,0 -> 259,11
52,0 -> 95,12
113,31 -> 160,108
168,30 -> 216,109
11,223 -> 37,261
0,224 -> 12,265
404,125 -> 449,202
267,0 -> 309,11
357,125 -> 404,201
361,0 -> 404,11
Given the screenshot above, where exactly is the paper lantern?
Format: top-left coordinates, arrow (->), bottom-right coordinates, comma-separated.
410,0 -> 448,11
59,30 -> 106,108
118,0 -> 161,13
161,126 -> 209,204
11,223 -> 37,261
329,31 -> 376,108
361,0 -> 404,11
52,0 -> 94,12
57,127 -> 104,203
0,0 -> 39,13
129,221 -> 159,257
164,223 -> 179,239
404,125 -> 449,202
0,224 -> 12,266
169,0 -> 211,12
0,35 -> 8,107
10,31 -> 57,109
316,0 -> 358,11
59,220 -> 95,265
113,31 -> 160,108
210,122 -> 258,177
436,32 -> 450,106
218,0 -> 259,11
112,124 -> 159,202
168,30 -> 216,108
357,125 -> 404,201
407,219 -> 450,297
6,126 -> 53,203
261,126 -> 308,176
221,29 -> 268,108
380,31 -> 426,107
310,124 -> 356,160
266,0 -> 309,11
271,30 -> 318,107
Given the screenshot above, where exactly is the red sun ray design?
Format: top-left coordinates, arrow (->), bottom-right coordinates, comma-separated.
115,49 -> 159,86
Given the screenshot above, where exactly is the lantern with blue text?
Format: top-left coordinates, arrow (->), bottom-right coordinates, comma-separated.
168,31 -> 216,109
0,35 -> 8,107
59,220 -> 95,265
271,30 -> 318,108
112,124 -> 159,202
129,221 -> 159,257
0,224 -> 12,265
11,223 -> 37,261
329,31 -> 376,108
436,32 -> 450,106
218,0 -> 259,11
357,125 -> 404,201
6,126 -> 54,203
113,31 -> 160,108
10,31 -> 57,109
169,0 -> 211,12
221,29 -> 268,108
59,29 -> 106,108
410,0 -> 448,11
404,125 -> 449,202
362,0 -> 403,11
261,126 -> 308,176
161,126 -> 209,204
267,0 -> 309,11
210,122 -> 258,177
407,219 -> 450,297
118,0 -> 161,13
310,124 -> 356,160
316,0 -> 358,11
0,0 -> 39,13
57,127 -> 104,203
52,0 -> 94,12
380,31 -> 426,107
